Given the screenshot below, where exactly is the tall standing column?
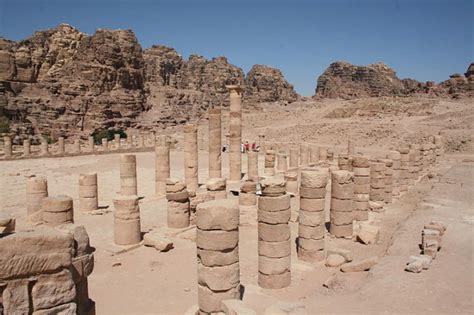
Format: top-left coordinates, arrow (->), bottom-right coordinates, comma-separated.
258,178 -> 291,289
264,150 -> 276,175
73,139 -> 81,154
101,138 -> 108,151
338,154 -> 352,171
298,169 -> 327,262
155,136 -> 170,196
227,85 -> 243,181
300,144 -> 309,166
196,199 -> 240,313
369,161 -> 386,203
398,147 -> 410,193
114,134 -> 121,150
352,155 -> 370,221
23,139 -> 31,157
113,195 -> 141,245
184,124 -> 199,193
79,173 -> 98,212
26,177 -> 48,220
3,136 -> 12,158
57,137 -> 65,155
347,138 -> 355,155
330,170 -> 354,238
40,137 -> 49,156
209,108 -> 222,178
378,159 -> 393,204
276,153 -> 288,173
247,151 -> 259,181
120,154 -> 138,196
88,136 -> 95,152
284,170 -> 298,195
289,147 -> 299,168
258,134 -> 266,155
319,148 -> 328,162
310,145 -> 320,164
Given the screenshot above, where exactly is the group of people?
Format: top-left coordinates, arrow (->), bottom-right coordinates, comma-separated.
222,141 -> 260,153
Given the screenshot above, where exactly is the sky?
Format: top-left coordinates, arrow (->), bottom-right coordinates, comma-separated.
0,0 -> 472,96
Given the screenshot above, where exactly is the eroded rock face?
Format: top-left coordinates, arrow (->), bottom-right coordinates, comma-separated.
1,24 -> 147,139
244,64 -> 298,104
314,61 -> 474,99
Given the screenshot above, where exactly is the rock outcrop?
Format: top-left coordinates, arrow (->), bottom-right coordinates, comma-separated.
1,24 -> 297,139
244,65 -> 298,104
314,61 -> 473,99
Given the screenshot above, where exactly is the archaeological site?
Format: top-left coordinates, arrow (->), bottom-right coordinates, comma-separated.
0,1 -> 473,314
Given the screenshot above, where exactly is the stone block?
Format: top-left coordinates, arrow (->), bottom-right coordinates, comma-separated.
198,262 -> 240,291
258,239 -> 291,258
222,299 -> 257,315
258,270 -> 290,289
258,194 -> 290,212
196,199 -> 239,231
340,256 -> 378,272
258,223 -> 290,242
299,198 -> 325,212
357,224 -> 380,245
198,246 -> 239,267
258,209 -> 291,225
197,229 -> 239,251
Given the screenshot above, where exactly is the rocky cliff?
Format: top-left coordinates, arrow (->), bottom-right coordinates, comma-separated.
314,61 -> 473,99
0,24 -> 297,139
244,65 -> 298,104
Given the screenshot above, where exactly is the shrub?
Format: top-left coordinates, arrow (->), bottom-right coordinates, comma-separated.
91,129 -> 127,145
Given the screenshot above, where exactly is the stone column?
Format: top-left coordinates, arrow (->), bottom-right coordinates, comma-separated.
114,134 -> 121,150
298,169 -> 327,262
206,178 -> 227,200
247,151 -> 258,182
3,136 -> 12,158
239,180 -> 257,206
88,136 -> 94,152
155,137 -> 170,196
57,137 -> 65,155
378,159 -> 393,204
330,170 -> 354,238
387,151 -> 401,197
23,139 -> 30,157
40,138 -> 49,156
127,135 -> 134,149
120,154 -> 138,196
227,85 -> 243,181
113,195 -> 141,245
26,177 -> 48,220
73,139 -> 81,153
184,124 -> 199,193
258,134 -> 265,155
138,136 -> 144,148
276,153 -> 288,173
289,147 -> 299,168
310,145 -> 320,164
196,199 -> 240,313
166,178 -> 190,228
284,170 -> 298,195
347,138 -> 355,155
209,108 -> 222,178
101,138 -> 108,151
264,150 -> 276,175
299,144 -> 309,166
79,173 -> 98,212
42,196 -> 74,226
319,148 -> 328,162
258,178 -> 291,289
338,154 -> 352,171
369,161 -> 386,203
434,135 -> 444,157
352,155 -> 370,221
150,133 -> 157,147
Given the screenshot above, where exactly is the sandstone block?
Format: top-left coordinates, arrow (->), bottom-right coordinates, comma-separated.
357,224 -> 380,245
258,270 -> 290,289
329,223 -> 353,238
258,209 -> 291,225
330,211 -> 353,225
196,199 -> 239,231
222,299 -> 257,315
340,256 -> 378,272
259,255 -> 290,275
299,186 -> 326,199
198,283 -> 239,313
325,254 -> 346,267
258,223 -> 290,242
114,218 -> 141,246
300,169 -> 328,188
298,210 -> 325,226
260,178 -> 286,196
239,192 -> 257,206
330,198 -> 353,212
166,190 -> 189,202
198,262 -> 240,291
298,224 -> 325,239
299,197 -> 325,212
327,248 -> 353,262
197,229 -> 239,251
31,269 -> 76,311
258,239 -> 291,258
297,237 -> 324,251
206,178 -> 227,191
258,194 -> 291,212
198,246 -> 239,267
297,247 -> 325,262
144,232 -> 173,252
405,260 -> 423,273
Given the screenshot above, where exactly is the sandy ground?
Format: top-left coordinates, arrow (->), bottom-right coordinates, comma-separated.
1,96 -> 473,314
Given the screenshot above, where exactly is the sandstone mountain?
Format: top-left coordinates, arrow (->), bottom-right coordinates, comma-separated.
314,61 -> 473,99
0,24 -> 298,139
244,65 -> 298,104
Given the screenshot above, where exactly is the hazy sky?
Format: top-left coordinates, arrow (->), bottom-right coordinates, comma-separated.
0,0 -> 472,95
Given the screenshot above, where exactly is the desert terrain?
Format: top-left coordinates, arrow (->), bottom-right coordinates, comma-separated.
1,95 -> 473,314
